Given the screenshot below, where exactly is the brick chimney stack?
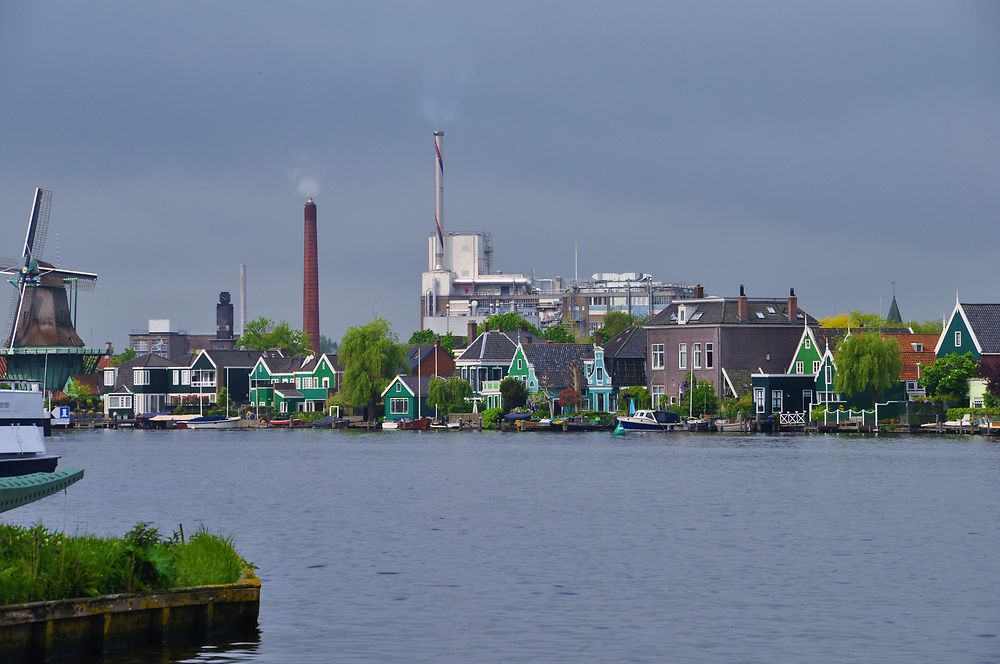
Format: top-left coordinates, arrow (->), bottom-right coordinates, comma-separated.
788,287 -> 798,321
467,319 -> 478,344
303,197 -> 320,354
737,284 -> 748,321
693,284 -> 704,299
594,329 -> 602,346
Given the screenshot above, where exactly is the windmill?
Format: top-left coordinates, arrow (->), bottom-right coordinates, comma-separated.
0,189 -> 104,391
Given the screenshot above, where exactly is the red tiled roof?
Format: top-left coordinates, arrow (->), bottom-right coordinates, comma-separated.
887,334 -> 938,381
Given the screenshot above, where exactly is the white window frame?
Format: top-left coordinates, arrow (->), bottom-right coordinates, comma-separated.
182,370 -> 191,385
390,398 -> 409,415
651,385 -> 664,408
596,367 -> 603,383
705,343 -> 713,369
104,371 -> 115,387
693,343 -> 702,369
517,359 -> 523,370
955,330 -> 962,347
795,361 -> 804,374
812,360 -> 820,374
825,365 -> 832,386
678,343 -> 687,370
804,338 -> 811,350
754,387 -> 765,413
191,369 -> 216,387
651,344 -> 665,370
133,370 -> 150,386
323,377 -> 330,388
771,389 -> 783,413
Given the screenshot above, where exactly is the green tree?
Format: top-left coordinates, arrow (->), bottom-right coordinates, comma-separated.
64,377 -> 91,400
238,316 -> 312,356
112,348 -> 136,366
427,376 -> 473,418
681,373 -> 718,416
407,330 -> 437,344
833,332 -> 902,406
337,318 -> 407,420
907,319 -> 944,334
499,376 -> 528,412
478,313 -> 542,337
542,325 -> 576,343
596,312 -> 645,343
617,386 -> 651,411
528,390 -> 552,417
920,353 -> 978,402
319,335 -> 338,354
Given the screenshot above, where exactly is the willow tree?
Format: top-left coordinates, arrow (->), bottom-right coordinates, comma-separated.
338,318 -> 407,420
833,332 -> 902,406
427,376 -> 473,418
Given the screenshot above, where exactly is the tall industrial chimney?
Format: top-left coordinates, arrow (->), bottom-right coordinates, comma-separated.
433,130 -> 445,270
239,262 -> 246,336
303,197 -> 320,354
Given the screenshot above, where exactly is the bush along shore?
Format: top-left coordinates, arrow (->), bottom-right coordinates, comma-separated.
0,522 -> 252,605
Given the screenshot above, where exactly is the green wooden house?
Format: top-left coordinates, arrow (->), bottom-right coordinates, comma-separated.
381,375 -> 432,421
787,325 -> 823,376
249,353 -> 339,414
506,342 -> 596,414
934,301 -> 1000,407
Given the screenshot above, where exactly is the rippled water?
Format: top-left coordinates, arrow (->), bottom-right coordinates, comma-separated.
8,429 -> 1000,663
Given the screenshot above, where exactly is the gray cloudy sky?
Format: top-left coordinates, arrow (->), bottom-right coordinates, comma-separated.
1,1 -> 997,349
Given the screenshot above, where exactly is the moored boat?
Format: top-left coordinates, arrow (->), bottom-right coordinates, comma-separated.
615,410 -> 682,431
0,385 -> 59,477
186,415 -> 241,430
398,417 -> 431,431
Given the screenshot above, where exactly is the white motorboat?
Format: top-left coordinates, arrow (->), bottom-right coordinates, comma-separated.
0,385 -> 60,477
185,415 -> 242,430
616,410 -> 682,431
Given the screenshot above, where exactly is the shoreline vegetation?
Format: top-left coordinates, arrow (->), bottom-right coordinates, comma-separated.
0,522 -> 252,606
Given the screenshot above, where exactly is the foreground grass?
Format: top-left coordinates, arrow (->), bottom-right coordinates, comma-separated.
0,523 -> 252,605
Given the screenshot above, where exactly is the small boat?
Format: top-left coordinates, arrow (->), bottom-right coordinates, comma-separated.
186,415 -> 241,430
398,417 -> 431,431
714,419 -> 748,433
311,416 -> 351,429
615,410 -> 682,431
686,417 -> 713,432
0,386 -> 60,477
429,421 -> 462,430
266,418 -> 304,429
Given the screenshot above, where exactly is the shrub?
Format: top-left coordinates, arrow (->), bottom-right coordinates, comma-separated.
481,407 -> 503,430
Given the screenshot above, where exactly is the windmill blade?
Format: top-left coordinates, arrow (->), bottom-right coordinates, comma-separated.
43,267 -> 98,292
2,290 -> 19,348
22,188 -> 52,262
4,282 -> 27,351
0,257 -> 25,273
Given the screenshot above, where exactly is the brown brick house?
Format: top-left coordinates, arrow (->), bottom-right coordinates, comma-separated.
643,286 -> 816,407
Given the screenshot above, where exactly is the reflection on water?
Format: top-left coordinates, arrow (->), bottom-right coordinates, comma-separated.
10,429 -> 1000,663
102,634 -> 260,664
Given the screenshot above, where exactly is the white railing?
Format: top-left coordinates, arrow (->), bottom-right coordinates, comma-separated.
779,411 -> 806,426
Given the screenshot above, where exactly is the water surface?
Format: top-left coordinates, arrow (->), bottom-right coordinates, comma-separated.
9,429 -> 1000,663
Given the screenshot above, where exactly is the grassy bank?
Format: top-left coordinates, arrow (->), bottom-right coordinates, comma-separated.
0,522 -> 252,605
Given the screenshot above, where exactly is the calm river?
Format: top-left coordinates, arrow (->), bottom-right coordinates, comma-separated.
8,429 -> 1000,663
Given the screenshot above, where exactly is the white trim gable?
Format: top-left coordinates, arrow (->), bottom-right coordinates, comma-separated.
380,375 -> 415,398
191,349 -> 217,369
934,302 -> 983,355
721,367 -> 738,399
786,325 -> 819,373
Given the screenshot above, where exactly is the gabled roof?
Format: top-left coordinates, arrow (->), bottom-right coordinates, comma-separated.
721,368 -> 753,398
456,330 -> 517,364
604,327 -> 646,359
646,297 -> 815,327
522,343 -> 594,388
887,333 -> 938,381
406,344 -> 436,372
380,374 -> 432,398
962,303 -> 1000,354
274,386 -> 304,399
117,353 -> 179,371
198,349 -> 276,369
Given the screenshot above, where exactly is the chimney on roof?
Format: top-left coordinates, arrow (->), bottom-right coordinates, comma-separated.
788,288 -> 798,322
594,330 -> 602,346
737,284 -> 748,321
467,319 -> 478,343
693,284 -> 704,299
484,322 -> 491,332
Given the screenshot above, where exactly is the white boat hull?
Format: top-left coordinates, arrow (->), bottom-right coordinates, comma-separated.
186,417 -> 241,430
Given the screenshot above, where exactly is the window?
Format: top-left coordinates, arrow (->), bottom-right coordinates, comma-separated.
596,367 -> 604,382
825,365 -> 832,386
172,370 -> 180,384
396,383 -> 402,393
795,361 -> 804,374
651,344 -> 664,369
812,360 -> 820,373
690,312 -> 704,321
517,359 -> 523,370
678,343 -> 687,370
972,396 -> 985,408
911,343 -> 924,352
109,395 -> 132,409
754,387 -> 765,413
906,381 -> 917,391
182,370 -> 190,385
955,331 -> 962,347
133,370 -> 150,386
677,305 -> 687,324
771,389 -> 783,413
705,343 -> 714,369
651,385 -> 665,408
192,370 -> 216,387
104,370 -> 115,387
323,377 -> 330,389
755,312 -> 765,319
804,338 -> 811,349
693,343 -> 702,369
390,398 -> 409,415
766,306 -> 776,314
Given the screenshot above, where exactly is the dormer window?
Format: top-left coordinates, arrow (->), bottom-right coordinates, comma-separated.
678,305 -> 687,324
911,343 -> 924,352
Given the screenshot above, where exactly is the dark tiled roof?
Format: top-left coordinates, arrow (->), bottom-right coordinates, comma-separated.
202,350 -> 273,369
406,344 -> 435,372
886,296 -> 903,324
400,375 -> 432,396
523,344 -> 594,389
604,327 -> 647,359
274,386 -> 304,399
723,369 -> 754,398
456,330 -> 517,364
963,303 -> 1000,354
118,353 -> 179,371
647,297 -> 815,327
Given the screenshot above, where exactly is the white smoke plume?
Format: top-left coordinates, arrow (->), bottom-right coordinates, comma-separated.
289,167 -> 321,198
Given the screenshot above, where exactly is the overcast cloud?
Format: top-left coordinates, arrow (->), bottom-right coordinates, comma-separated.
1,1 -> 997,348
